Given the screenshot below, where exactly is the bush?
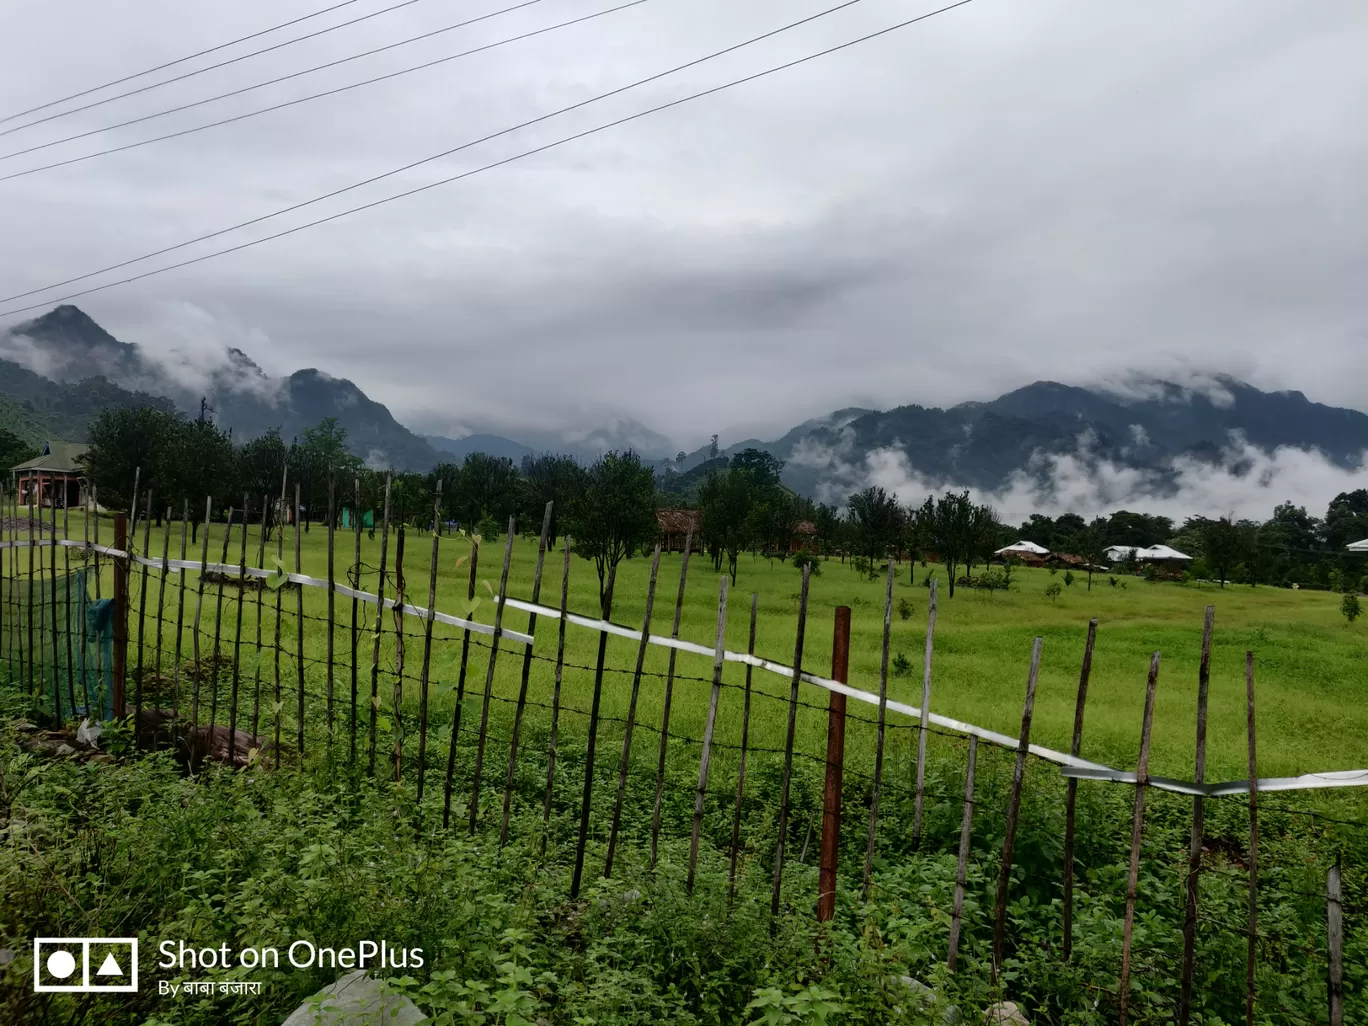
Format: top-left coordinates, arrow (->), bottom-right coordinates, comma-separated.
1142,563 -> 1159,582
891,651 -> 912,677
1063,569 -> 1075,588
1109,576 -> 1119,588
897,597 -> 913,621
1044,581 -> 1063,602
921,571 -> 935,589
792,551 -> 820,576
1344,593 -> 1362,625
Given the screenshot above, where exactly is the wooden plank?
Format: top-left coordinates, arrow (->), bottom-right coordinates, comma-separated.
862,561 -> 896,900
605,544 -> 662,876
501,501 -> 554,847
1063,617 -> 1098,961
571,561 -> 617,899
540,537 -> 572,854
468,517 -> 516,833
728,592 -> 759,905
1327,857 -> 1343,1026
770,564 -> 812,924
1118,651 -> 1162,1026
687,575 -> 730,894
1178,604 -> 1216,1026
651,531 -> 694,868
912,576 -> 938,850
991,636 -> 1043,982
946,736 -> 977,971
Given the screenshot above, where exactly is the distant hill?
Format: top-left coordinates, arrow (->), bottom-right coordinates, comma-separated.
0,354 -> 178,445
426,434 -> 535,465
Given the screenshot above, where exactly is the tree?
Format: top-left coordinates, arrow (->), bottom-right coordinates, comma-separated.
708,434 -> 719,460
1324,489 -> 1368,550
164,419 -> 237,542
920,491 -> 979,597
519,453 -> 586,549
965,502 -> 1003,576
730,448 -> 784,488
1342,592 -> 1361,625
238,429 -> 288,542
453,452 -> 519,530
0,429 -> 37,476
698,466 -> 755,583
847,487 -> 902,571
813,503 -> 840,559
1079,517 -> 1109,590
565,451 -> 657,608
81,406 -> 181,511
1200,514 -> 1248,588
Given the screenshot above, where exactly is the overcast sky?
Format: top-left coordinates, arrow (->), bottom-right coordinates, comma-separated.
2,0 -> 1367,452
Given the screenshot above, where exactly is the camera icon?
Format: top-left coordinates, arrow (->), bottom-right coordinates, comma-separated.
33,938 -> 138,993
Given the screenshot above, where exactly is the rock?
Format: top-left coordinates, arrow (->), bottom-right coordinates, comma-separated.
54,743 -> 76,757
279,970 -> 425,1026
984,1001 -> 1029,1025
890,976 -> 962,1024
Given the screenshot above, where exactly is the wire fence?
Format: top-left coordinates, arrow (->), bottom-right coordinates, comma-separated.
0,487 -> 1362,1024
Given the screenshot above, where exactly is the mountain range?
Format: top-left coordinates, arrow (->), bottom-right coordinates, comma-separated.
4,306 -> 1368,501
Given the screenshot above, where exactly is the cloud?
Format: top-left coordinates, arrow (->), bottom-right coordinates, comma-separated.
813,430 -> 1368,523
128,302 -> 285,402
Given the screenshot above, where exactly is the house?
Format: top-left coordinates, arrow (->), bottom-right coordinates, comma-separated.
10,441 -> 88,508
995,540 -> 1049,562
790,520 -> 818,554
1104,545 -> 1140,563
656,509 -> 701,553
1106,543 -> 1193,567
1348,538 -> 1368,553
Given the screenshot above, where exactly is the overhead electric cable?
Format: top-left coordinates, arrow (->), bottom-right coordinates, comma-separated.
0,0 -> 632,176
0,0 -> 974,318
0,0 -> 371,127
0,0 -> 441,138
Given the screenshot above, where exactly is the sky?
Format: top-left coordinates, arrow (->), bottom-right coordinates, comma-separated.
2,0 -> 1367,467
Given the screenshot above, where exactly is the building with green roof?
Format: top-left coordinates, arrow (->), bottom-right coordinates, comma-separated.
10,441 -> 88,508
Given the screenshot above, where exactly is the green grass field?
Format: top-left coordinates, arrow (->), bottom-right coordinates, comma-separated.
7,510 -> 1368,784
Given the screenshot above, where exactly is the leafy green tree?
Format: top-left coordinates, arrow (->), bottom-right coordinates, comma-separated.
813,503 -> 840,559
1079,517 -> 1109,590
519,453 -> 586,549
919,490 -> 977,597
1324,489 -> 1368,550
238,429 -> 288,541
565,450 -> 657,607
730,448 -> 784,488
846,486 -> 901,572
80,405 -> 181,510
453,452 -> 519,530
1343,592 -> 1361,625
698,466 -> 755,583
165,420 -> 237,543
0,429 -> 37,475
1201,514 -> 1250,588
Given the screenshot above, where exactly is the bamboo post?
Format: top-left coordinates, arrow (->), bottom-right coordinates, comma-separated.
391,525 -> 406,782
189,500 -> 212,731
770,564 -> 812,924
294,483 -> 305,761
912,576 -> 938,850
151,507 -> 170,720
947,735 -> 977,971
442,532 -> 479,829
416,482 -> 441,806
170,502 -> 189,741
48,492 -> 62,723
250,496 -> 266,741
468,517 -> 515,833
992,636 -> 1043,983
91,487 -> 102,712
501,502 -> 554,847
1118,651 -> 1162,1026
1179,605 -> 1216,1026
1245,651 -> 1258,1026
728,593 -> 759,905
571,562 -> 617,899
687,575 -> 730,894
817,604 -> 850,921
63,495 -> 79,717
208,507 -> 234,731
605,544 -> 663,876
863,562 -> 895,900
540,538 -> 572,853
227,497 -> 248,763
272,471 -> 286,770
133,490 -> 152,735
368,475 -> 392,776
113,510 -> 131,718
1063,617 -> 1098,961
349,477 -> 361,767
1327,857 -> 1343,1026
651,531 -> 693,868
326,476 -> 336,748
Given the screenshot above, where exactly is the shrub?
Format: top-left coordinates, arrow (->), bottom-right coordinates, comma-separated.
793,551 -> 820,576
897,597 -> 913,621
921,572 -> 935,589
1048,566 -> 1058,576
891,651 -> 912,677
1344,593 -> 1362,625
1044,581 -> 1063,602
1063,569 -> 1075,588
1109,576 -> 1119,588
1142,563 -> 1159,582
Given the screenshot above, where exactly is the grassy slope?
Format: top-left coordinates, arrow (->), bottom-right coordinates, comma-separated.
23,511 -> 1368,783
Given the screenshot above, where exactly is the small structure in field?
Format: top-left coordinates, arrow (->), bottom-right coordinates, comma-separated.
1106,543 -> 1193,570
656,509 -> 701,553
790,520 -> 818,554
995,540 -> 1050,566
1348,538 -> 1368,553
10,441 -> 88,508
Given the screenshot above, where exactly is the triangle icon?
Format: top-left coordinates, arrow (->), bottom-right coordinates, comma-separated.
96,952 -> 124,977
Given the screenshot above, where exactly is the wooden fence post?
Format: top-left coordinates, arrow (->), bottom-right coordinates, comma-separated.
227,496 -> 248,764
350,477 -> 361,768
1327,857 -> 1343,1026
770,564 -> 812,926
1118,651 -> 1162,1026
947,735 -> 977,971
687,575 -> 730,894
112,511 -> 129,718
391,526 -> 407,782
1179,605 -> 1216,1025
817,606 -> 851,922
728,593 -> 759,905
651,531 -> 694,868
416,482 -> 442,806
992,636 -> 1043,983
442,533 -> 479,829
209,507 -> 234,732
368,475 -> 392,776
325,476 -> 336,748
1244,650 -> 1258,1026
571,562 -> 616,899
912,577 -> 938,850
862,562 -> 895,900
469,518 -> 516,833
540,538 -> 573,854
1063,618 -> 1098,961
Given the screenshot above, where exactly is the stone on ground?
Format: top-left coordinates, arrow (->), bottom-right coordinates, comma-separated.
279,970 -> 425,1026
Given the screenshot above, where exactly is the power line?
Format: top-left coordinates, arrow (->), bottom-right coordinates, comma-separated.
0,0 -> 927,312
0,0 -> 564,166
0,0 -> 440,139
0,0 -> 372,128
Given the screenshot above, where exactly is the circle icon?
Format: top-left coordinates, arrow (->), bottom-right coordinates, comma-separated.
46,950 -> 77,979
